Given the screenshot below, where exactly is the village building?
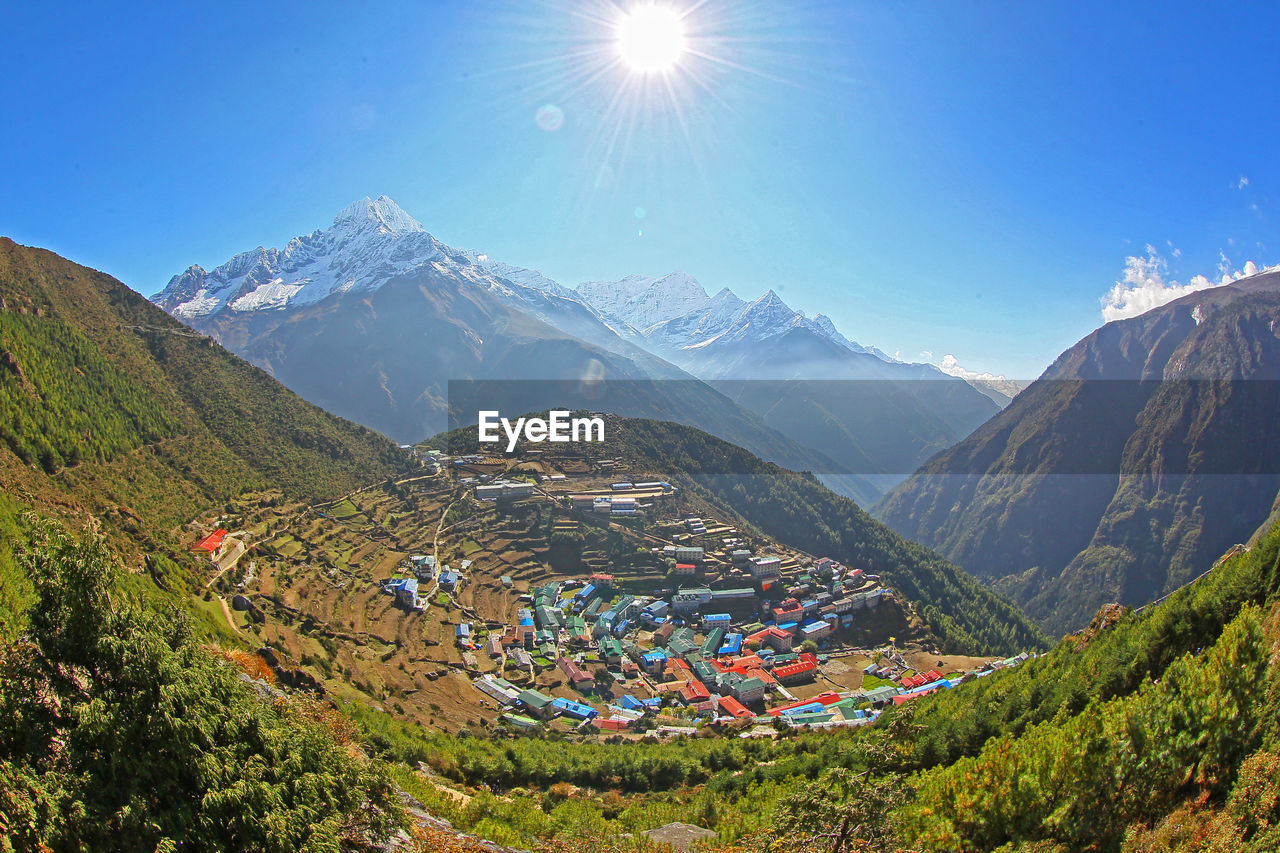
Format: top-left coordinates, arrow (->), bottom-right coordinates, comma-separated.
557,656 -> 597,691
552,697 -> 598,720
749,556 -> 782,581
474,480 -> 536,501
517,689 -> 556,719
718,695 -> 754,720
774,659 -> 818,685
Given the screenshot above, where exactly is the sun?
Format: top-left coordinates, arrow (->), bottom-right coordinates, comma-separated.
617,4 -> 686,73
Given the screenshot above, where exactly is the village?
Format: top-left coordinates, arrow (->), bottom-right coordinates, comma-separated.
189,436 -> 1032,739
366,446 -> 1033,737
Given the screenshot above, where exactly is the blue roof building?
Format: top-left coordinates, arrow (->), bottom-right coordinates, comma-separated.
388,577 -> 419,608
717,633 -> 744,656
618,694 -> 646,711
551,697 -> 598,719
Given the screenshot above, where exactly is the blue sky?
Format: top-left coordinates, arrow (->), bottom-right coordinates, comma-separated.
2,1 -> 1277,378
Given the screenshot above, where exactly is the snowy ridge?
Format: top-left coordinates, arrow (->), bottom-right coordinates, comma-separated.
576,272 -> 712,331
154,194 -> 902,373
575,272 -> 897,366
154,196 -> 446,318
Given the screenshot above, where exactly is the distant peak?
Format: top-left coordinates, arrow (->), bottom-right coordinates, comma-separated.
658,270 -> 697,284
752,289 -> 792,311
333,195 -> 424,236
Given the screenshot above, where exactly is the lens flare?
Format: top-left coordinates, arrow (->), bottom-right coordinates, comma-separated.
535,103 -> 565,131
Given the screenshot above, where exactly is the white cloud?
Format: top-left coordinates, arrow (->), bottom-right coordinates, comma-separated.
1100,247 -> 1275,323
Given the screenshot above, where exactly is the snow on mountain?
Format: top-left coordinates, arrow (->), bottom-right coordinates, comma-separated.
810,313 -> 896,361
936,355 -> 1027,406
458,251 -> 578,301
154,194 -> 903,376
576,272 -> 712,331
619,281 -> 892,364
152,195 -> 684,371
154,196 -> 447,318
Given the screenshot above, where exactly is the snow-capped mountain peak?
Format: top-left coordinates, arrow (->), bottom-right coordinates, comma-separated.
153,195 -> 448,318
333,195 -> 425,236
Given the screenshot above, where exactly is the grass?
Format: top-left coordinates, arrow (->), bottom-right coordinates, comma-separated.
328,499 -> 362,520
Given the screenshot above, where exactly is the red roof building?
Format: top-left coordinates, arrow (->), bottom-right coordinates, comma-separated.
678,680 -> 711,704
666,657 -> 693,676
719,695 -> 754,719
722,653 -> 765,672
191,529 -> 228,553
557,656 -> 596,689
598,718 -> 631,732
745,626 -> 794,652
773,660 -> 818,685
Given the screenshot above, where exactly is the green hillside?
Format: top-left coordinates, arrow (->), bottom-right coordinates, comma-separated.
0,238 -> 403,543
0,512 -> 402,851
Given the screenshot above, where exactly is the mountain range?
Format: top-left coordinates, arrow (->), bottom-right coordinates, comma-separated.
875,267 -> 1280,635
153,196 -> 1001,503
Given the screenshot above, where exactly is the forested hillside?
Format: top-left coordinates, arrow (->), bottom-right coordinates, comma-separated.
0,238 -> 403,548
880,511 -> 1280,851
0,509 -> 404,850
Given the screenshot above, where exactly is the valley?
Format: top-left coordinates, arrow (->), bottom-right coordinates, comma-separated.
195,433 -> 1014,738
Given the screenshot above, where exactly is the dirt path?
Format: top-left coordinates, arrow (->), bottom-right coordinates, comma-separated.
218,596 -> 242,634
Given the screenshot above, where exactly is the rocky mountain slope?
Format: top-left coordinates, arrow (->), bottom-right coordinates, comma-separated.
875,267 -> 1280,635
